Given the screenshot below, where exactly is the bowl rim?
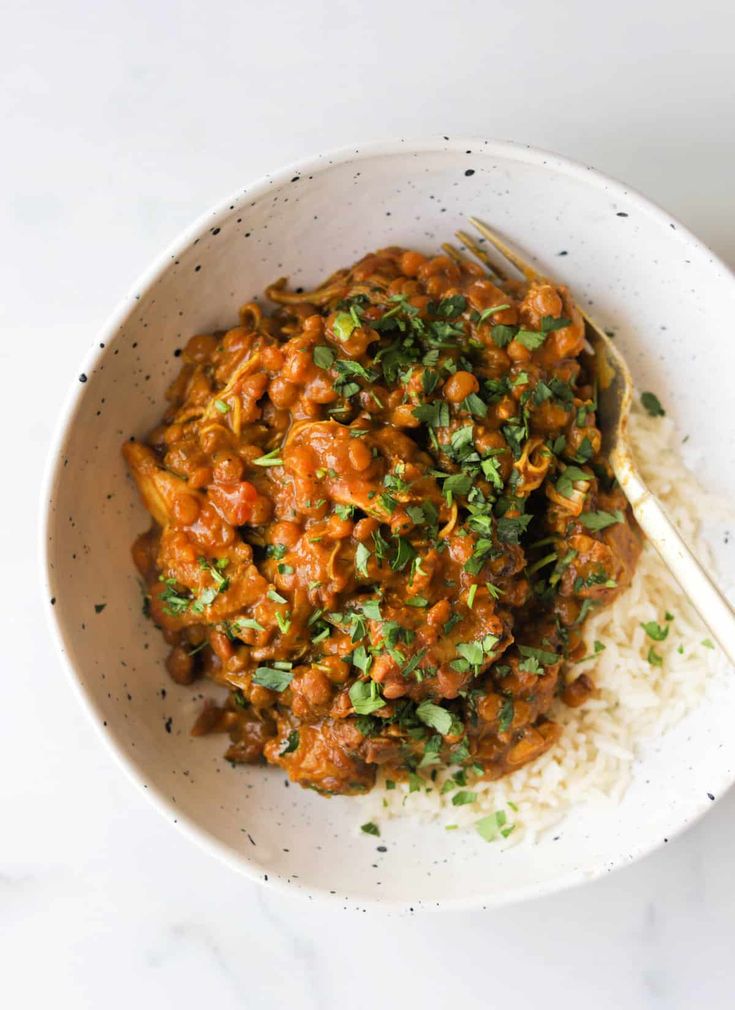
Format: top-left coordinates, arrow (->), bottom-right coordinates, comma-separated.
40,134 -> 735,912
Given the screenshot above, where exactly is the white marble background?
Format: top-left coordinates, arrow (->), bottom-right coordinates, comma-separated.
3,1 -> 735,1007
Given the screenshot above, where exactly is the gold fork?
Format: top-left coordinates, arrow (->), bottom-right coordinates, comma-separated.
449,218 -> 735,665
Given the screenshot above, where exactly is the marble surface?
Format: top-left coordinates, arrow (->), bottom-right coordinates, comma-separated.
2,0 -> 735,1006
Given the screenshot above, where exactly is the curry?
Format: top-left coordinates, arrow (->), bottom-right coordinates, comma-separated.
124,246 -> 640,795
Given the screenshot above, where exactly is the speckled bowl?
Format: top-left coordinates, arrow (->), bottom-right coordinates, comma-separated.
43,138 -> 735,910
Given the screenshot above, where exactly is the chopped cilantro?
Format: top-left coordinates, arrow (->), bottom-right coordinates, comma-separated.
476,809 -> 511,841
351,644 -> 372,674
555,465 -> 589,499
400,647 -> 428,680
641,391 -> 665,417
451,790 -> 478,807
312,345 -> 335,369
406,595 -> 428,607
497,513 -> 532,544
456,641 -> 484,666
478,303 -> 511,321
275,611 -> 291,634
416,700 -> 453,735
498,697 -> 514,733
234,617 -> 265,633
532,380 -> 553,405
574,436 -> 595,463
280,730 -> 299,755
518,644 -> 558,667
413,401 -> 450,428
355,542 -> 371,577
159,578 -> 191,616
460,392 -> 488,417
333,311 -> 358,341
443,471 -> 473,502
540,315 -> 571,332
641,620 -> 669,641
490,324 -> 517,347
349,679 -> 386,715
514,329 -> 547,350
579,509 -> 624,531
253,666 -> 293,691
391,536 -> 416,572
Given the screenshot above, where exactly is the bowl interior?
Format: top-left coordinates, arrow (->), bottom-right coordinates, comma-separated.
45,140 -> 735,907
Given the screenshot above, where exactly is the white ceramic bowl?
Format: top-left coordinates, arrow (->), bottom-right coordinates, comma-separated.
43,138 -> 735,910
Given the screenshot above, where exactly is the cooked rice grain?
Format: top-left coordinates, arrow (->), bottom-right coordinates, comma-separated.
359,405 -> 731,843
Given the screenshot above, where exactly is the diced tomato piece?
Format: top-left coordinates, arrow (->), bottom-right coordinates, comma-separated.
208,481 -> 258,526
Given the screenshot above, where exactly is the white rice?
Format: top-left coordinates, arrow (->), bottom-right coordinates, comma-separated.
359,403 -> 731,843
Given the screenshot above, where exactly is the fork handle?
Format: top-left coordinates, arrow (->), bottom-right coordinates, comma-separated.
616,465 -> 735,666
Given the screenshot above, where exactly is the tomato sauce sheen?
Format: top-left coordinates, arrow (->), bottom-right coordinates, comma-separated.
125,247 -> 640,795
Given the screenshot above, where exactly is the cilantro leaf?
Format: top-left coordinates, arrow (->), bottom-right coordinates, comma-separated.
460,392 -> 487,417
435,294 -> 467,318
496,513 -> 532,544
514,329 -> 547,350
456,641 -> 484,666
518,644 -> 559,667
360,599 -> 382,620
579,509 -> 624,531
416,700 -> 453,735
555,465 -> 589,499
355,542 -> 371,577
641,620 -> 669,642
413,401 -> 450,428
400,647 -> 428,680
443,472 -> 473,501
490,324 -> 517,347
476,809 -> 510,841
540,315 -> 571,332
641,391 -> 665,417
253,666 -> 294,691
498,697 -> 514,733
333,311 -> 358,341
235,617 -> 265,633
349,679 -> 386,715
280,730 -> 299,755
159,579 -> 191,616
391,536 -> 416,572
452,790 -> 478,807
313,345 -> 335,369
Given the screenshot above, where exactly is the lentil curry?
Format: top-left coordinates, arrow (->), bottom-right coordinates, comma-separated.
124,246 -> 641,796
